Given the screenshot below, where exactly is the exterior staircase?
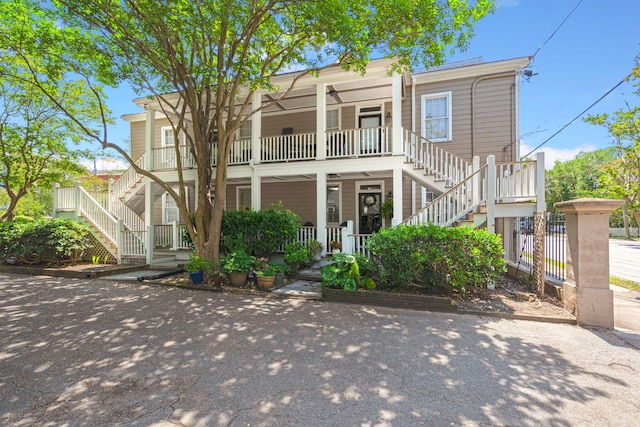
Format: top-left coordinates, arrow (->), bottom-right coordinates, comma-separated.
403,154 -> 543,229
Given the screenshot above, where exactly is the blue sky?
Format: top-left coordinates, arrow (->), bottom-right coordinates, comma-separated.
447,0 -> 639,166
97,0 -> 639,170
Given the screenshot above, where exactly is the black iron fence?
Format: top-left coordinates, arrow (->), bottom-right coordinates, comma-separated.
511,213 -> 566,282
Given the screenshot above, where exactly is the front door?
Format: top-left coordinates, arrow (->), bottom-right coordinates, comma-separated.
359,192 -> 382,234
359,114 -> 381,154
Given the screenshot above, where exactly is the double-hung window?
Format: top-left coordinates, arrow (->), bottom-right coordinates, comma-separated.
421,92 -> 452,142
326,109 -> 339,131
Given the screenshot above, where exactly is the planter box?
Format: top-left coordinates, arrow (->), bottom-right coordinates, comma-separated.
322,288 -> 457,312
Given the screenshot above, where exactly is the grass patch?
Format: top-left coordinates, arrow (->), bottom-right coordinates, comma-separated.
610,276 -> 640,291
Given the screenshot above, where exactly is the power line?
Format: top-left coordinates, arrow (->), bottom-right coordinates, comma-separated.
532,0 -> 584,59
521,75 -> 630,159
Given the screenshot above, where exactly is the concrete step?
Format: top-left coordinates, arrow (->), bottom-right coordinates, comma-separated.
272,280 -> 321,300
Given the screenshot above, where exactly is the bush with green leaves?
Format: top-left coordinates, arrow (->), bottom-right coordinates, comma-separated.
221,203 -> 300,256
321,252 -> 376,291
366,224 -> 505,295
0,217 -> 91,265
283,242 -> 309,264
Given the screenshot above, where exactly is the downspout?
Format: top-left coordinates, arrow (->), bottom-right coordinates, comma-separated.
471,72 -> 518,160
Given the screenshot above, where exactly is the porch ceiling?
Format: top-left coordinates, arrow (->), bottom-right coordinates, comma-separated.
226,170 -> 392,185
261,76 -> 393,113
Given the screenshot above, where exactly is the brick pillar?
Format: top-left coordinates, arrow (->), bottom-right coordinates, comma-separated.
554,198 -> 623,328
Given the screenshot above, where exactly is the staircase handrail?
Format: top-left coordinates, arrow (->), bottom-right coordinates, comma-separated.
110,197 -> 145,231
403,129 -> 471,185
111,154 -> 145,199
403,163 -> 487,227
78,186 -> 118,244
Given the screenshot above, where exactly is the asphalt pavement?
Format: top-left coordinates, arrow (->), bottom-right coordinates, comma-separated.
1,272 -> 639,426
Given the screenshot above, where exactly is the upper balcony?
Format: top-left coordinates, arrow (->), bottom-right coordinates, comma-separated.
149,126 -> 394,172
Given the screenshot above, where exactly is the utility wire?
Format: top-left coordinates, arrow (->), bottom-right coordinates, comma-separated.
521,75 -> 630,159
532,0 -> 584,59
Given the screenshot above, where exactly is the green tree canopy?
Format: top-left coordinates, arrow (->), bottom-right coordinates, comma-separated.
584,55 -> 640,228
1,0 -> 494,261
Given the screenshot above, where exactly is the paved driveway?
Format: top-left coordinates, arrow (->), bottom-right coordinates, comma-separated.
1,273 -> 639,426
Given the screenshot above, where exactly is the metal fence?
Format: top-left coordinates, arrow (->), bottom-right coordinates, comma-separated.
511,213 -> 566,282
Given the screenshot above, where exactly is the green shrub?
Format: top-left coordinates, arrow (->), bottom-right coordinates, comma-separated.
283,242 -> 309,264
0,218 -> 90,265
321,253 -> 360,290
366,224 -> 505,295
221,249 -> 255,273
221,203 -> 300,256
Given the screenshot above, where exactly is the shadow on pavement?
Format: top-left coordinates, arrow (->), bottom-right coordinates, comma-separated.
0,273 -> 637,426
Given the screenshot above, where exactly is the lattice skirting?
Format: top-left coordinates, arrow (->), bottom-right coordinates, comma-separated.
81,233 -> 116,264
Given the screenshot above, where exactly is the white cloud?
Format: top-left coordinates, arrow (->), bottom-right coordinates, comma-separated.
521,143 -> 597,169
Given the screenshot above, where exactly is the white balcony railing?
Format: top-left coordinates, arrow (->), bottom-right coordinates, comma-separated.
260,132 -> 317,162
327,127 -> 392,158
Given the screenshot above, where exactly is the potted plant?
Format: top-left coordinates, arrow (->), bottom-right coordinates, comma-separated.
183,251 -> 213,284
254,257 -> 277,290
307,239 -> 323,261
381,199 -> 394,223
222,250 -> 255,287
284,242 -> 309,273
271,262 -> 289,286
329,240 -> 342,254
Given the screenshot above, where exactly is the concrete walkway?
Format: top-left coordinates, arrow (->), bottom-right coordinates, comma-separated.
1,272 -> 639,426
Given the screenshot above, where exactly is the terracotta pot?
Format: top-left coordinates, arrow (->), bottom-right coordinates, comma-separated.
229,271 -> 248,287
256,275 -> 275,290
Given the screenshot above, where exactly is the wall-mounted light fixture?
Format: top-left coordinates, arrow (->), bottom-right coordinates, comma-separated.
385,112 -> 392,122
387,191 -> 393,200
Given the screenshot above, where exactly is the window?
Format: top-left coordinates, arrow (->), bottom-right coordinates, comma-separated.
163,187 -> 187,224
237,186 -> 251,210
327,184 -> 341,224
422,92 -> 452,142
239,120 -> 252,140
326,109 -> 339,131
161,126 -> 177,147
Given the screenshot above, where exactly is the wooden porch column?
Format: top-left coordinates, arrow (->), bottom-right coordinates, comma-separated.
251,173 -> 261,211
316,172 -> 327,255
392,166 -> 403,223
554,198 -> 623,328
391,73 -> 403,155
316,83 -> 327,161
144,178 -> 155,263
144,107 -> 154,172
251,91 -> 262,164
143,107 -> 155,263
486,155 -> 496,234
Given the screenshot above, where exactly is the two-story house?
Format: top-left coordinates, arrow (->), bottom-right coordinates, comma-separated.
53,56 -> 545,264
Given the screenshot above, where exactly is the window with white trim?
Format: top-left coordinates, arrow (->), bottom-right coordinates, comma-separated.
162,187 -> 186,224
161,126 -> 177,147
326,109 -> 339,130
421,92 -> 452,142
327,184 -> 341,224
239,120 -> 252,140
237,186 -> 251,210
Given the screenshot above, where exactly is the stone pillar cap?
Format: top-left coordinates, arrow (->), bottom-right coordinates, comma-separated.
554,198 -> 623,214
